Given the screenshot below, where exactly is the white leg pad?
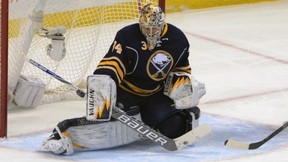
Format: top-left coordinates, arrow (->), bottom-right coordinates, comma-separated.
67,113 -> 142,151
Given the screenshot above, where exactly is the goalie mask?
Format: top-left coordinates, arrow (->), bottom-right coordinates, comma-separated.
139,4 -> 165,50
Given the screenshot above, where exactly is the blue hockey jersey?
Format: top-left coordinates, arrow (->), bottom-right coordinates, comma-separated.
94,23 -> 191,96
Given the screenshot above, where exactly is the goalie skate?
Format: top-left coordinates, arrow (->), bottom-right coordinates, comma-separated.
38,128 -> 74,155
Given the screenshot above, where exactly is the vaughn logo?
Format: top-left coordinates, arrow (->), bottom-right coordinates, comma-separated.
116,114 -> 168,146
88,88 -> 95,116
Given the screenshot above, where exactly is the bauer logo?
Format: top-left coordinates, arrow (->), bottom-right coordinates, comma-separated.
117,114 -> 168,146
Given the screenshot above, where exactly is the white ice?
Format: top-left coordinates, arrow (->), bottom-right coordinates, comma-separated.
2,0 -> 288,161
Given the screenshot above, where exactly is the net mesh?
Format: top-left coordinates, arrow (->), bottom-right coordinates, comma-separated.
8,0 -> 159,105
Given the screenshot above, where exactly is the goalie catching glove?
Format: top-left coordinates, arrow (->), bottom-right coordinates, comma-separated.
164,72 -> 206,109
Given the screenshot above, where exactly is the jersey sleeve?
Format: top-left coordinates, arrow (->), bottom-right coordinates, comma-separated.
93,31 -> 129,85
172,40 -> 191,75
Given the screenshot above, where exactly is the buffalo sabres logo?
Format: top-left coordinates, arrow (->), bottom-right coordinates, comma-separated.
147,50 -> 173,81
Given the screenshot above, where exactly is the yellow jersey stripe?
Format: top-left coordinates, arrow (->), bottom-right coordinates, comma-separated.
102,56 -> 126,74
118,84 -> 163,97
98,61 -> 125,79
173,69 -> 192,74
174,65 -> 191,70
173,66 -> 192,74
122,79 -> 161,94
161,23 -> 168,37
96,66 -> 121,83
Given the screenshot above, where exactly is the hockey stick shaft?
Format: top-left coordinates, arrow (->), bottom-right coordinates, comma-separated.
28,59 -> 86,97
225,121 -> 288,150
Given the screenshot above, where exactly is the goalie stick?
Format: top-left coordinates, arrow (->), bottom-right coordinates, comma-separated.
27,59 -> 86,98
225,121 -> 288,150
30,62 -> 211,150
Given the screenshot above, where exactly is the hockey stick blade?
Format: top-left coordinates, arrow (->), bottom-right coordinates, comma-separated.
173,123 -> 211,150
225,121 -> 288,150
112,107 -> 211,151
76,90 -> 86,98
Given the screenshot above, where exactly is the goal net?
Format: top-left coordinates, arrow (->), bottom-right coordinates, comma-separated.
1,0 -> 164,137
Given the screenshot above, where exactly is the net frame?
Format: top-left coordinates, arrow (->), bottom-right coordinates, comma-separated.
0,0 -> 8,138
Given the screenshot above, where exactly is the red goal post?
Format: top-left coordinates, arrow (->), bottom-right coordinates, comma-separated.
0,0 -> 165,138
0,0 -> 8,138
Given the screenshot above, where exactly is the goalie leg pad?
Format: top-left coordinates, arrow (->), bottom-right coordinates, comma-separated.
40,108 -> 141,155
69,108 -> 141,151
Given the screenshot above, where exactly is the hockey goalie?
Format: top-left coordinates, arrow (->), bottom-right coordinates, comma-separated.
39,4 -> 206,155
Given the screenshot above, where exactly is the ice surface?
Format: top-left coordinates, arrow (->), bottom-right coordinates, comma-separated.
2,0 -> 288,161
1,114 -> 287,162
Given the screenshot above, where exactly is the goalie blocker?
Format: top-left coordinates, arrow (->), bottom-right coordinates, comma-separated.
86,75 -> 116,121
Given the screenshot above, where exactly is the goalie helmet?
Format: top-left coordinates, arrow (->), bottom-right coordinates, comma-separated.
139,4 -> 165,50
